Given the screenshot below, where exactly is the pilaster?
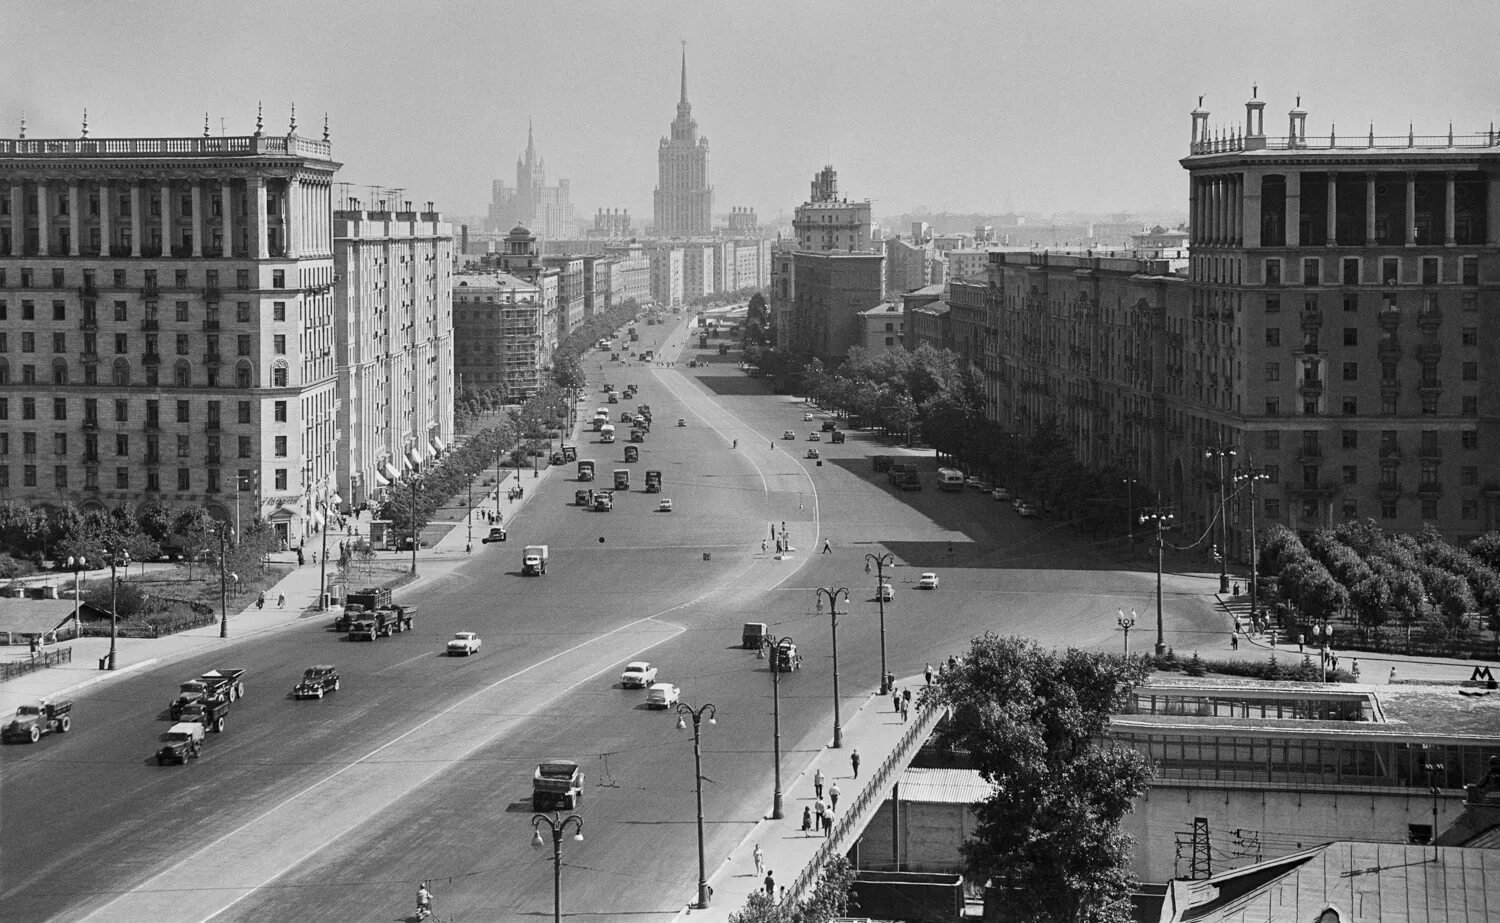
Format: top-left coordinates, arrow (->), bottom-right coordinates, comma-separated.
159,181 -> 171,255
252,176 -> 269,259
1444,172 -> 1456,246
97,180 -> 111,256
1325,174 -> 1337,246
1404,173 -> 1417,246
129,182 -> 142,257
1241,171 -> 1263,248
9,184 -> 24,256
1365,173 -> 1377,245
221,179 -> 233,256
36,183 -> 50,256
286,177 -> 299,258
1285,171 -> 1301,248
68,182 -> 81,256
191,182 -> 203,257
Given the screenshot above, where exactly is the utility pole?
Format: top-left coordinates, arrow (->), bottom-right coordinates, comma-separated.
1205,445 -> 1236,594
1140,508 -> 1174,656
1234,464 -> 1269,628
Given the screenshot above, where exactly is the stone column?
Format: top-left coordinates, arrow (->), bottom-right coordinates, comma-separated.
191,182 -> 203,257
1326,173 -> 1338,246
1405,173 -> 1417,246
36,183 -> 50,256
1285,171 -> 1301,248
68,182 -> 81,256
159,181 -> 172,255
285,176 -> 299,258
1444,172 -> 1456,246
130,182 -> 142,257
1189,179 -> 1201,245
1365,173 -> 1377,245
9,183 -> 24,256
221,179 -> 233,256
1231,176 -> 1242,246
251,176 -> 269,259
1242,170 -> 1263,248
97,180 -> 111,256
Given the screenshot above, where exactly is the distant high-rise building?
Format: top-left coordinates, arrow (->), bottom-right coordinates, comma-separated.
728,207 -> 759,235
653,46 -> 713,236
592,208 -> 633,238
488,122 -> 576,239
792,165 -> 873,252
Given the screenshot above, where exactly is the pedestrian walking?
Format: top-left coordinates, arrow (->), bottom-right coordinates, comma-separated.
925,663 -> 933,686
1389,666 -> 1398,683
903,687 -> 912,709
814,796 -> 826,832
822,538 -> 832,554
779,886 -> 787,905
851,748 -> 860,778
761,538 -> 768,553
829,781 -> 841,811
764,871 -> 775,896
1352,658 -> 1361,680
296,548 -> 305,566
753,843 -> 764,876
277,593 -> 285,609
775,539 -> 783,554
256,592 -> 266,610
823,802 -> 834,835
801,805 -> 812,836
1230,633 -> 1239,650
900,698 -> 909,722
814,768 -> 825,799
947,655 -> 957,671
892,688 -> 901,713
886,671 -> 895,693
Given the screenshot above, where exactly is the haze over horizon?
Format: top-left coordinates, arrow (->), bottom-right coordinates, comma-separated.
8,0 -> 1498,226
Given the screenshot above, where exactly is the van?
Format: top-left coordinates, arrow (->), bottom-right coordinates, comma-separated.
742,622 -> 767,650
938,468 -> 965,491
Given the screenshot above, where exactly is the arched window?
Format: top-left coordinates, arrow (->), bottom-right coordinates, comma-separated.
272,359 -> 288,387
235,359 -> 253,389
111,358 -> 131,387
51,357 -> 69,385
173,359 -> 192,388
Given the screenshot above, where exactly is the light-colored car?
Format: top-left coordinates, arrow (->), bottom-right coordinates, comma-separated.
806,448 -> 820,459
647,682 -> 681,709
1013,497 -> 1027,512
807,432 -> 821,441
446,632 -> 482,656
1018,503 -> 1038,518
782,430 -> 796,440
966,476 -> 991,491
621,661 -> 658,688
803,412 -> 814,421
877,582 -> 894,602
919,572 -> 940,590
991,487 -> 1012,501
659,499 -> 674,512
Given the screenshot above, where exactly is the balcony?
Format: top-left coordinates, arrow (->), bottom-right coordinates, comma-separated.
1300,310 -> 1324,330
1296,446 -> 1324,463
1297,377 -> 1324,396
143,285 -> 160,299
1378,481 -> 1403,497
203,353 -> 222,366
1379,445 -> 1402,459
202,319 -> 219,331
1418,343 -> 1443,362
144,421 -> 160,432
205,287 -> 221,302
82,453 -> 100,465
143,352 -> 162,365
1418,445 -> 1443,460
82,419 -> 99,431
1419,378 -> 1443,392
141,319 -> 159,331
204,455 -> 222,466
1418,481 -> 1443,497
78,318 -> 98,331
78,284 -> 98,298
1378,337 -> 1402,359
204,420 -> 221,432
80,350 -> 100,364
1417,306 -> 1443,329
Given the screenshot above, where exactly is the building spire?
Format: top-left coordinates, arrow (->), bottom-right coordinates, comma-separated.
680,40 -> 688,105
526,117 -> 535,161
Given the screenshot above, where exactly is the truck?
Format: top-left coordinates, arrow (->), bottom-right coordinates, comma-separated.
156,722 -> 206,765
562,444 -> 577,462
593,493 -> 614,512
169,669 -> 246,719
533,758 -> 584,810
872,454 -> 893,473
576,488 -> 594,506
176,694 -> 230,733
600,423 -> 616,443
2,699 -> 73,743
887,462 -> 917,485
349,605 -> 417,640
522,544 -> 549,576
614,469 -> 630,490
699,333 -> 709,349
938,468 -> 966,491
830,430 -> 845,443
644,469 -> 662,493
577,460 -> 595,481
630,428 -> 644,443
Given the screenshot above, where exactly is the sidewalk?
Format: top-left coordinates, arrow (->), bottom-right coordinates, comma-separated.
0,462 -> 560,713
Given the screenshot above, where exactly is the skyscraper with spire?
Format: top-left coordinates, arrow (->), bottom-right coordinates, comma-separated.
487,121 -> 576,239
653,44 -> 713,236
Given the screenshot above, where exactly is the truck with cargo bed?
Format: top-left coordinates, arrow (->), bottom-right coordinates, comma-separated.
533,758 -> 584,810
348,605 -> 417,640
644,469 -> 662,493
2,699 -> 73,743
169,669 -> 245,719
577,459 -> 595,481
522,544 -> 549,576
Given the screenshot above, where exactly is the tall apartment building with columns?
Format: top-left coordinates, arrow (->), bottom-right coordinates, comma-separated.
1182,92 -> 1500,539
0,122 -> 340,547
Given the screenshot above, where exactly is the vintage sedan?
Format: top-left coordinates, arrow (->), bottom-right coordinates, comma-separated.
621,661 -> 659,688
446,632 -> 482,656
782,430 -> 796,440
293,665 -> 341,699
646,682 -> 681,709
877,582 -> 895,602
918,573 -> 940,590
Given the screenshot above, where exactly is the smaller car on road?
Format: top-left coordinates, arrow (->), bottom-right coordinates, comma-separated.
483,526 -> 507,543
807,432 -> 821,441
806,448 -> 820,459
677,418 -> 687,427
647,682 -> 681,709
919,573 -> 940,590
966,476 -> 990,492
621,662 -> 658,688
1018,503 -> 1038,518
1012,497 -> 1027,512
294,665 -> 340,699
782,430 -> 796,440
877,582 -> 894,602
447,632 -> 482,656
991,487 -> 1012,501
659,499 -> 674,512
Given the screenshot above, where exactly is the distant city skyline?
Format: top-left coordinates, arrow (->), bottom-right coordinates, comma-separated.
7,0 -> 1498,224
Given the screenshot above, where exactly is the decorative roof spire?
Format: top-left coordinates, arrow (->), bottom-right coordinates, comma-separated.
289,102 -> 297,135
255,101 -> 263,137
81,108 -> 88,139
526,117 -> 535,160
18,111 -> 24,139
323,112 -> 330,143
680,40 -> 688,105
204,111 -> 211,138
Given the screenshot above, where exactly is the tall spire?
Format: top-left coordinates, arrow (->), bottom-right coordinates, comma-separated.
526,117 -> 535,161
680,40 -> 688,105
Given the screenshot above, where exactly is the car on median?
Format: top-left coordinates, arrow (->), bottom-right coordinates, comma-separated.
621,661 -> 658,688
659,499 -> 674,512
966,476 -> 991,491
646,682 -> 681,709
1017,502 -> 1038,518
293,665 -> 340,699
447,632 -> 482,656
782,430 -> 796,440
919,572 -> 940,590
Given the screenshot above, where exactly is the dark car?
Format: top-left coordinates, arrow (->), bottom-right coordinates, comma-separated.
294,665 -> 340,699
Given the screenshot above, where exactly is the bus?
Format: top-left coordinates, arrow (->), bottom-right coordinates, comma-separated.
937,468 -> 965,491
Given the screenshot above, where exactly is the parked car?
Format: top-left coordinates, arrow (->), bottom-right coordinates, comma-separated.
621,661 -> 658,688
919,572 -> 940,590
807,432 -> 821,441
782,430 -> 796,440
447,632 -> 482,656
1013,497 -> 1027,512
877,582 -> 894,602
991,487 -> 1012,501
293,665 -> 340,699
803,412 -> 814,421
646,682 -> 681,709
659,499 -> 674,512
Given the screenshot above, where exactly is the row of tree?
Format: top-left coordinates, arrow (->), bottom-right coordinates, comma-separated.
1260,520 -> 1500,651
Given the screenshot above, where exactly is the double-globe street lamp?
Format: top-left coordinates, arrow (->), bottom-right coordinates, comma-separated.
758,634 -> 796,820
1139,508 -> 1174,657
815,586 -> 850,748
1233,465 -> 1270,628
214,522 -> 237,638
530,811 -> 584,923
864,553 -> 896,694
1116,608 -> 1137,656
1204,445 -> 1237,594
66,555 -> 87,640
676,701 -> 717,909
105,547 -> 131,670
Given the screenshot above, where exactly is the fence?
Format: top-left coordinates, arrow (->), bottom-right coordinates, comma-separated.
0,645 -> 72,681
784,701 -> 950,906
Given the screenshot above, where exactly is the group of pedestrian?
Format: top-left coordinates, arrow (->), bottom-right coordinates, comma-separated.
891,685 -> 912,721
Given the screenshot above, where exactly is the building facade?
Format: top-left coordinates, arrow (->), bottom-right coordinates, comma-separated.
793,165 -> 874,252
487,122 -> 575,239
592,208 -> 632,238
681,243 -> 714,300
0,126 -> 340,546
653,48 -> 713,237
649,246 -> 684,307
885,236 -> 942,294
333,205 -> 454,513
727,206 -> 759,236
451,270 -> 546,402
860,302 -> 905,354
770,240 -> 797,346
790,250 -> 886,362
603,245 -> 651,306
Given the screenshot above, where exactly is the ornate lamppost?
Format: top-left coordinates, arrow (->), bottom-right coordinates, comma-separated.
758,634 -> 795,819
66,555 -> 86,640
1116,608 -> 1137,656
864,553 -> 895,694
676,701 -> 717,909
1205,445 -> 1236,593
216,523 -> 237,637
1140,509 -> 1174,656
530,811 -> 584,923
106,548 -> 131,670
815,586 -> 850,748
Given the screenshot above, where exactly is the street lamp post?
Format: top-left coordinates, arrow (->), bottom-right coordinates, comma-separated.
1311,619 -> 1335,682
864,553 -> 896,694
1205,446 -> 1236,594
1123,477 -> 1138,546
1233,465 -> 1269,629
1140,509 -> 1174,657
1116,608 -> 1137,656
1422,746 -> 1445,860
318,488 -> 341,611
407,461 -> 422,576
530,811 -> 584,923
759,634 -> 795,820
216,524 -> 235,637
466,478 -> 473,553
494,440 -> 504,521
676,702 -> 717,909
106,548 -> 131,670
815,587 -> 850,748
67,555 -> 86,640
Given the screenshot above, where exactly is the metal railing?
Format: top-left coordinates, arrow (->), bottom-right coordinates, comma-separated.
0,645 -> 73,681
784,700 -> 949,905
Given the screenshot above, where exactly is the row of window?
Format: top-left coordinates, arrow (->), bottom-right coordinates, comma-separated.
0,358 -> 290,389
1,298 -> 289,323
0,331 -> 289,354
0,397 -> 289,424
1268,495 -> 1482,523
1264,291 -> 1480,316
1261,429 -> 1479,452
0,267 -> 288,290
1259,393 -> 1479,417
0,189 -> 287,218
1265,360 -> 1480,381
1265,254 -> 1480,286
0,465 -> 290,492
0,431 -> 290,458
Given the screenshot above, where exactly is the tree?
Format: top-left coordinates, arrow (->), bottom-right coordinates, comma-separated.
927,636 -> 1150,923
728,856 -> 856,923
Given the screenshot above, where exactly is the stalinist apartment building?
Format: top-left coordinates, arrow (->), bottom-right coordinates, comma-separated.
0,123 -> 340,546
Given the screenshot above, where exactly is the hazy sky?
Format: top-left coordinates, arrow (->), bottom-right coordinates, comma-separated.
8,0 -> 1499,225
